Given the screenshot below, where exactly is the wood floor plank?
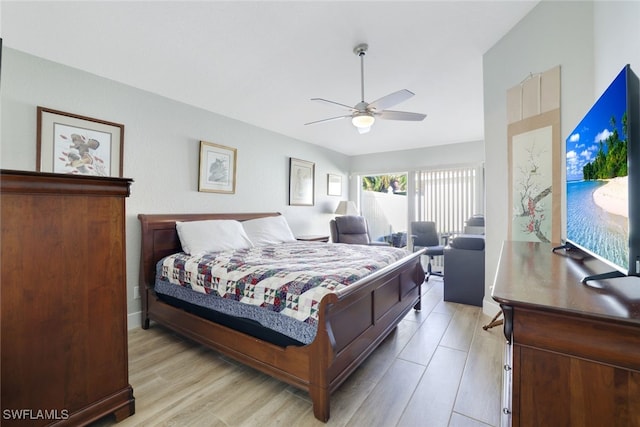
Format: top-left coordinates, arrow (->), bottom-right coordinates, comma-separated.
449,412 -> 494,427
91,278 -> 503,427
397,346 -> 468,427
453,314 -> 504,427
233,388 -> 315,427
161,409 -> 227,427
417,279 -> 447,316
440,304 -> 481,352
141,396 -> 227,427
344,359 -> 425,427
123,359 -> 247,425
310,319 -> 421,426
190,370 -> 286,425
397,311 -> 452,366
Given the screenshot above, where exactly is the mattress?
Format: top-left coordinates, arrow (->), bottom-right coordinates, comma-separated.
154,242 -> 408,345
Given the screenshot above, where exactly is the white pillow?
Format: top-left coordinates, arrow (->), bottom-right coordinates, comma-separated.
176,220 -> 253,255
242,215 -> 297,246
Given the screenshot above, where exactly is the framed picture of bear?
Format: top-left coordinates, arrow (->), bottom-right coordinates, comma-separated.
37,107 -> 124,177
198,140 -> 237,193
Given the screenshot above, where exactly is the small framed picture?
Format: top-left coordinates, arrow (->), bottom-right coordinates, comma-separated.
199,141 -> 237,193
289,158 -> 315,206
327,174 -> 342,196
37,107 -> 124,177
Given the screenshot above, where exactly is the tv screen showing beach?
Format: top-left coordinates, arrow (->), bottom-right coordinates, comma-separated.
566,66 -> 629,272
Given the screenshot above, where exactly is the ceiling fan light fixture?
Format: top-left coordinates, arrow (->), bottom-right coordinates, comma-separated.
352,113 -> 375,129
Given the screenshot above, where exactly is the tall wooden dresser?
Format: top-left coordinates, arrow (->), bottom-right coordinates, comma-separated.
1,170 -> 135,426
492,241 -> 640,426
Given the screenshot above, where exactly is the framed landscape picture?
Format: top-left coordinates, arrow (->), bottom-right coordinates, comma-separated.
37,107 -> 124,177
289,158 -> 315,206
199,141 -> 237,193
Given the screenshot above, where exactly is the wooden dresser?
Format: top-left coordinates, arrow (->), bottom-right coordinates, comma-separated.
492,241 -> 640,426
1,170 -> 135,426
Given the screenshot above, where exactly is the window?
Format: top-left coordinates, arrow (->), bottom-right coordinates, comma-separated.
414,164 -> 484,235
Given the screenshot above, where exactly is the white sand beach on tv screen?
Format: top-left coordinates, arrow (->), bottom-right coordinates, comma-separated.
593,176 -> 628,218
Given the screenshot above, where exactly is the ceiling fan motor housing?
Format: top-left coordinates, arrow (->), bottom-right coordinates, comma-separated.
353,43 -> 368,57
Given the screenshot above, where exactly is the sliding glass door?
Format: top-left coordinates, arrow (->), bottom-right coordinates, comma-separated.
353,165 -> 483,249
359,173 -> 408,246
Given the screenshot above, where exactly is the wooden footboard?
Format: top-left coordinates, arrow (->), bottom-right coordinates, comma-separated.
138,213 -> 424,422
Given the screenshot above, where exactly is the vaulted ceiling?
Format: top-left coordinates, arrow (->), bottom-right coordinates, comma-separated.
1,1 -> 538,155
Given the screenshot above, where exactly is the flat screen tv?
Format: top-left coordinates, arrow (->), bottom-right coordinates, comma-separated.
562,64 -> 640,281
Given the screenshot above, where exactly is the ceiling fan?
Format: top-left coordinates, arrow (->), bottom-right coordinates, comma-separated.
305,43 -> 427,134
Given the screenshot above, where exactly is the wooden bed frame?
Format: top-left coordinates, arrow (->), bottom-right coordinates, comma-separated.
138,212 -> 424,422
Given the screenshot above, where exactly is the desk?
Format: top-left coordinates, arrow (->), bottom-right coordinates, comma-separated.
492,241 -> 640,426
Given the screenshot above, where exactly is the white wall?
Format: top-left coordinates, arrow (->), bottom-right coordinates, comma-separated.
593,1 -> 640,90
483,0 -> 640,314
0,48 -> 350,327
349,140 -> 484,175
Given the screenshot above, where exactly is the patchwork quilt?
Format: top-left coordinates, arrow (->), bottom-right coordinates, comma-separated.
156,242 -> 408,343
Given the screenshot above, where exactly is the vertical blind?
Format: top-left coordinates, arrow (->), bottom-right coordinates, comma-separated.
415,165 -> 484,235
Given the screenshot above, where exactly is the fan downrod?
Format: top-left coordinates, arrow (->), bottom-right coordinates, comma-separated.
353,43 -> 368,57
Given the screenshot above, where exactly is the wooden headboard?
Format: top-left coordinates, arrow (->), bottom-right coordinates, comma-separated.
137,212 -> 281,289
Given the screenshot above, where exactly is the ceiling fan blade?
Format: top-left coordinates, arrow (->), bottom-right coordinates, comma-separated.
357,126 -> 371,134
304,115 -> 351,126
311,98 -> 356,111
368,89 -> 415,111
377,110 -> 427,121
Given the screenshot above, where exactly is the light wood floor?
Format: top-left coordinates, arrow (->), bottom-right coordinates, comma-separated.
93,278 -> 505,427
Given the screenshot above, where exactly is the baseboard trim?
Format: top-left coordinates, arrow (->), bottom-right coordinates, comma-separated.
127,311 -> 141,330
